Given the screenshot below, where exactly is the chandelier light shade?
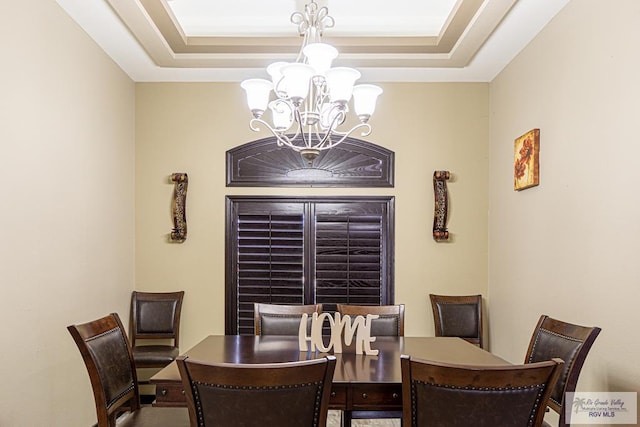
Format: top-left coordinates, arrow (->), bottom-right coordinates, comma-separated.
240,79 -> 273,117
352,84 -> 384,122
240,1 -> 382,164
303,43 -> 338,75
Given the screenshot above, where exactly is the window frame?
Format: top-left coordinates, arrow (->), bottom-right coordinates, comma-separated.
225,195 -> 395,335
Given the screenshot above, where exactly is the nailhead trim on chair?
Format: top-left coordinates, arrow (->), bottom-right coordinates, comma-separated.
191,380 -> 326,427
528,328 -> 583,364
410,380 -> 546,427
85,326 -> 136,409
528,327 -> 582,407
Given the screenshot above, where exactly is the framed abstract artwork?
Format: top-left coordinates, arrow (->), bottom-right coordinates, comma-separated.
514,128 -> 540,191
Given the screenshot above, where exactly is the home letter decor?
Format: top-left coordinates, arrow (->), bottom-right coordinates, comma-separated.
298,312 -> 379,355
170,173 -> 188,242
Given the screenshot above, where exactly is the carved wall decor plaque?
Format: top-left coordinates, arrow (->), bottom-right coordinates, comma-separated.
170,173 -> 188,242
433,170 -> 450,241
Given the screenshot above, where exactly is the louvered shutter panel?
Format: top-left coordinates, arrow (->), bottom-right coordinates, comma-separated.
314,207 -> 385,312
234,208 -> 305,335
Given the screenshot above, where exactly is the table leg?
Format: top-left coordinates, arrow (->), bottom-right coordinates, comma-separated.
342,410 -> 352,427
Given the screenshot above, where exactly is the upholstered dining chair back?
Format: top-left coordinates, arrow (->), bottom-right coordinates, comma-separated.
429,294 -> 483,348
130,290 -> 185,368
336,304 -> 405,336
67,313 -> 188,427
177,355 -> 336,427
253,303 -> 322,335
401,355 -> 564,427
525,314 -> 601,427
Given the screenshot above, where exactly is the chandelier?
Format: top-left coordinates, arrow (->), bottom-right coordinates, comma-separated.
240,1 -> 383,164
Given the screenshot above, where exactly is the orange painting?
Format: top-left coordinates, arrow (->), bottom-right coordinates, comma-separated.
514,128 -> 540,191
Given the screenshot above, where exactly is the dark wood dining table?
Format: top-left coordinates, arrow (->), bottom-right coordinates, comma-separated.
150,335 -> 508,422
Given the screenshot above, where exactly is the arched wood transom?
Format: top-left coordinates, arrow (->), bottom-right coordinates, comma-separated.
226,136 -> 394,187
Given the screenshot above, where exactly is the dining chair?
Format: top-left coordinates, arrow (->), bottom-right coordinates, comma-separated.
67,313 -> 189,427
130,291 -> 185,369
177,354 -> 337,427
401,355 -> 564,427
253,302 -> 322,335
525,314 -> 601,427
429,293 -> 483,348
130,290 -> 184,401
336,303 -> 405,336
336,304 -> 405,425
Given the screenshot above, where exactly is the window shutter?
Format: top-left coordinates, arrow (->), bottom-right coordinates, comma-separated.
314,213 -> 383,311
226,197 -> 394,335
231,204 -> 305,335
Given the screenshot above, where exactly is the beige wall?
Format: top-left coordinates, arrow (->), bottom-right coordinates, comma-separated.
489,0 -> 640,425
8,0 -> 640,425
8,0 -> 639,425
0,0 -> 135,425
135,82 -> 489,349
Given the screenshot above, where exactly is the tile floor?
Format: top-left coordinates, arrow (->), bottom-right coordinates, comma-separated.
327,411 -> 401,426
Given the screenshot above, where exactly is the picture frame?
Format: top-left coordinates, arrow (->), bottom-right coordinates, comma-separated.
514,128 -> 540,191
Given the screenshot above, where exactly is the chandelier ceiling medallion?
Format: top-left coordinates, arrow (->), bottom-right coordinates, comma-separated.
240,1 -> 383,164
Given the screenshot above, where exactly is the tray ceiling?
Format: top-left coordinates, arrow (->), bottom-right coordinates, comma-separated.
56,0 -> 569,82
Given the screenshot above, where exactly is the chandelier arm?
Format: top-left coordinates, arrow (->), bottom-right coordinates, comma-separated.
296,33 -> 308,62
312,125 -> 329,149
312,80 -> 327,128
314,108 -> 346,150
248,120 -> 372,153
288,126 -> 302,142
249,118 -> 304,152
321,123 -> 373,149
293,108 -> 312,149
322,125 -> 361,138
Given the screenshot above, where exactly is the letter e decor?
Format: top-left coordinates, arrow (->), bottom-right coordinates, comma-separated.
170,173 -> 188,242
298,312 -> 379,355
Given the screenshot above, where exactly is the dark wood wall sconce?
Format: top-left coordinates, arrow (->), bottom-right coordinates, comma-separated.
170,173 -> 188,243
432,170 -> 450,241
